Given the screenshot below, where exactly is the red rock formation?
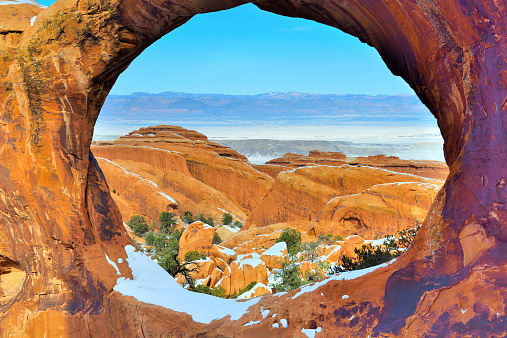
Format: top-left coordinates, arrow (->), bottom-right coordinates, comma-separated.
267,152 -> 449,180
246,164 -> 443,231
0,0 -> 506,336
178,221 -> 216,260
348,154 -> 449,180
93,127 -> 273,217
316,181 -> 441,239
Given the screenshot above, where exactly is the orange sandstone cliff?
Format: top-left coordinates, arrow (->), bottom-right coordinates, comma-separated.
92,126 -> 273,223
0,0 -> 506,336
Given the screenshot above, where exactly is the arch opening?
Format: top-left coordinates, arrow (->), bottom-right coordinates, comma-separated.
95,3 -> 444,163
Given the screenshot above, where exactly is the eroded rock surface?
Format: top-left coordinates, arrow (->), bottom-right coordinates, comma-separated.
0,0 -> 506,336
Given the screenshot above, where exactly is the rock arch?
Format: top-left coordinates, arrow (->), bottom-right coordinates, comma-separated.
0,0 -> 505,335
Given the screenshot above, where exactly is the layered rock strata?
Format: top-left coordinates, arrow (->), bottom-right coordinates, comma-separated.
0,0 -> 505,336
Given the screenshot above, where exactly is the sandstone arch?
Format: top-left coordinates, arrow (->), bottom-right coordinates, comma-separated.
0,0 -> 506,336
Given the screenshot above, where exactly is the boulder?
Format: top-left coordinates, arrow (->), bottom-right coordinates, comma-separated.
209,244 -> 236,264
229,254 -> 269,295
260,242 -> 287,269
209,268 -> 223,289
178,222 -> 216,260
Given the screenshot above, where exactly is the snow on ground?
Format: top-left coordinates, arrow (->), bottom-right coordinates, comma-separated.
280,318 -> 288,328
216,245 -> 236,256
261,242 -> 286,257
216,207 -> 244,223
114,245 -> 261,324
158,191 -> 177,203
302,327 -> 322,337
221,225 -> 240,233
291,259 -> 397,299
244,320 -> 261,327
345,235 -> 362,241
320,245 -> 341,261
369,238 -> 388,246
96,157 -> 178,203
233,253 -> 265,269
104,252 -> 121,275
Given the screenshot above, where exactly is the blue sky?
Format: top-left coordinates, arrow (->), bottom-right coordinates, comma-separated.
40,1 -> 414,96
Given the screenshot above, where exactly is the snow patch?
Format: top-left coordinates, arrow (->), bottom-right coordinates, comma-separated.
30,16 -> 36,26
233,253 -> 265,269
244,320 -> 260,327
158,191 -> 177,203
272,323 -> 279,328
216,245 -> 236,256
461,308 -> 467,314
222,225 -> 240,233
261,242 -> 287,257
280,318 -> 288,328
302,327 -> 322,338
114,245 -> 260,324
342,295 -> 349,299
370,238 -> 388,246
96,158 -> 177,205
320,245 -> 341,261
105,252 -> 121,275
261,308 -> 270,318
118,258 -> 123,264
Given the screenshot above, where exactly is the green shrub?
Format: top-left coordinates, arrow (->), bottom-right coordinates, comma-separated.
341,245 -> 396,271
317,234 -> 343,245
222,213 -> 233,225
276,228 -> 302,255
396,224 -> 421,248
301,241 -> 318,262
127,215 -> 148,236
145,232 -> 155,245
233,221 -> 243,228
214,232 -> 222,244
184,250 -> 206,262
239,281 -> 257,295
193,285 -> 227,298
183,211 -> 194,224
159,211 -> 177,233
152,233 -> 169,250
272,255 -> 302,292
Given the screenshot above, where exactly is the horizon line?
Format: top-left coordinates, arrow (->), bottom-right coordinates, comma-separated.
108,90 -> 417,97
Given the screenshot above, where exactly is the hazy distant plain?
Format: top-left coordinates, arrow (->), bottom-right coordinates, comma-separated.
94,92 -> 444,163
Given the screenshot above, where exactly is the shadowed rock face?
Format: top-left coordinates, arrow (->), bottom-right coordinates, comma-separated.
0,0 -> 506,335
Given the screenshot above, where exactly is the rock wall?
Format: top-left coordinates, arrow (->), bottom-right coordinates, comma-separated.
246,165 -> 443,232
93,128 -> 273,218
0,0 -> 506,336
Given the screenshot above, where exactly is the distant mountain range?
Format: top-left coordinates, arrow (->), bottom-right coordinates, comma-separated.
99,91 -> 434,126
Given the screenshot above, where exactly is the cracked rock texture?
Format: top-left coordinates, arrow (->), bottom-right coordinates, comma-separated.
0,0 -> 506,336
